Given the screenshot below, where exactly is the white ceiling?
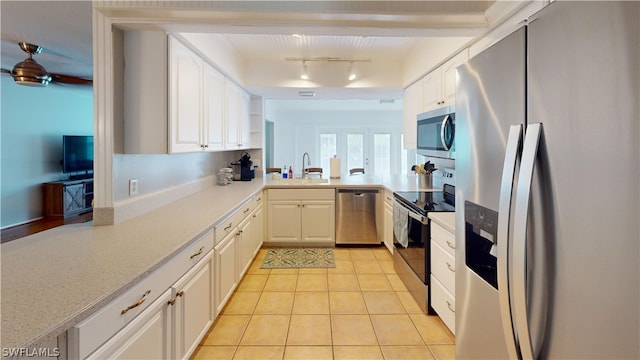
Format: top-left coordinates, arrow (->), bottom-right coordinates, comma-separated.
0,1 -> 504,101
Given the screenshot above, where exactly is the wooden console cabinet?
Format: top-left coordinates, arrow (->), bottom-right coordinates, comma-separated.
43,179 -> 94,218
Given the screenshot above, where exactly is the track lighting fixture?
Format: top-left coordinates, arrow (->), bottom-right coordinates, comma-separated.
348,61 -> 356,81
286,57 -> 370,81
300,61 -> 309,80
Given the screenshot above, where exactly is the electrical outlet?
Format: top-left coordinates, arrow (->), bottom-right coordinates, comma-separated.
129,179 -> 139,196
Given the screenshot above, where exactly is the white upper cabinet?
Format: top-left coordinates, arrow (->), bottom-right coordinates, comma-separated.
442,49 -> 469,108
224,81 -> 251,150
169,36 -> 204,153
202,62 -> 225,151
120,31 -> 250,154
422,49 -> 469,113
402,81 -> 422,150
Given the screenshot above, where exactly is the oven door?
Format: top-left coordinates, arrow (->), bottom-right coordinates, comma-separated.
393,207 -> 429,283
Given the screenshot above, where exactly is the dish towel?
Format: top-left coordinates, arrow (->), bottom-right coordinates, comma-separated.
393,200 -> 409,248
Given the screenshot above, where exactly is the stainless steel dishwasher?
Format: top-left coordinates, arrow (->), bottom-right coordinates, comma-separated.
335,188 -> 379,245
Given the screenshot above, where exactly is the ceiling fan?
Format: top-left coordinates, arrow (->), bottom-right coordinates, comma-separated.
1,42 -> 92,87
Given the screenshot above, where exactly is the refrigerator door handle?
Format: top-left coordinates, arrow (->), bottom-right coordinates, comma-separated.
513,122 -> 543,360
497,124 -> 523,360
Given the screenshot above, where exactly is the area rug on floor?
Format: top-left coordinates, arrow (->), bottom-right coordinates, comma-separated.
260,248 -> 335,269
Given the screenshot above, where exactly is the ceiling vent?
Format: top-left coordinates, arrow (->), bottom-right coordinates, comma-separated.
298,91 -> 316,97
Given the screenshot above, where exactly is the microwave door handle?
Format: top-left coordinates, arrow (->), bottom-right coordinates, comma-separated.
497,124 -> 523,360
440,115 -> 452,151
513,123 -> 543,360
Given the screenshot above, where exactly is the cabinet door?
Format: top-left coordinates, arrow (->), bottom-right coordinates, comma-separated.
87,289 -> 172,360
239,90 -> 251,148
64,183 -> 85,213
215,231 -> 237,313
224,81 -> 240,149
422,69 -> 443,112
169,37 -> 203,154
383,202 -> 394,254
237,215 -> 253,278
251,204 -> 264,254
202,63 -> 225,151
173,252 -> 214,360
267,201 -> 301,242
442,49 -> 469,107
402,81 -> 422,150
300,201 -> 335,243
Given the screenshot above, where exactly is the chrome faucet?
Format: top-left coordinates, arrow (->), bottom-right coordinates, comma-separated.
301,152 -> 311,179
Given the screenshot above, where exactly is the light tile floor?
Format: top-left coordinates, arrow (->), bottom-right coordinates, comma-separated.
191,247 -> 455,360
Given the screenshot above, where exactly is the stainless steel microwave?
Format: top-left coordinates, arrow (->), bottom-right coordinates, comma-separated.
416,106 -> 455,159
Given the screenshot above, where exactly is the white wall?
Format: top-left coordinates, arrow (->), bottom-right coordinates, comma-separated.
1,76 -> 94,227
111,152 -> 237,202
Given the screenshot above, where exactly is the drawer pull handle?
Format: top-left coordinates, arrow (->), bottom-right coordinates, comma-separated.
167,291 -> 185,306
257,197 -> 262,202
190,247 -> 204,259
446,241 -> 456,250
447,301 -> 455,313
121,290 -> 151,315
224,223 -> 232,231
446,262 -> 455,272
244,208 -> 250,214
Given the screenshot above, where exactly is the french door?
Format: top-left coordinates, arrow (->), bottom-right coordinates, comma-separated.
318,128 -> 399,176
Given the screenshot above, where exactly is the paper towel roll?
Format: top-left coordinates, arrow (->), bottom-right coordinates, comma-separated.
330,157 -> 341,179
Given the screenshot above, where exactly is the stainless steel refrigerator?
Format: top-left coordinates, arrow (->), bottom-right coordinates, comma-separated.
455,2 -> 639,359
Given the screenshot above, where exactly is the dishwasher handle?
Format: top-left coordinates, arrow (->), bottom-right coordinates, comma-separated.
337,189 -> 379,196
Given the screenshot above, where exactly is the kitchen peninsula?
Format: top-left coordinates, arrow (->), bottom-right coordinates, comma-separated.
1,174 -> 431,355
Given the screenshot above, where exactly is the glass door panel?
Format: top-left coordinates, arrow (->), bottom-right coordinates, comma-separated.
373,133 -> 391,175
319,133 -> 337,175
346,132 -> 365,172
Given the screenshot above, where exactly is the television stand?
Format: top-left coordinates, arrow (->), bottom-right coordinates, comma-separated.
69,173 -> 93,181
43,178 -> 94,218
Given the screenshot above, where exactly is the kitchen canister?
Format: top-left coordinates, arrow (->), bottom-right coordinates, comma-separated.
418,173 -> 433,189
218,167 -> 233,185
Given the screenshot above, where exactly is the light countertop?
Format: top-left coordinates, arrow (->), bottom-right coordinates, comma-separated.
1,174 -> 437,350
428,212 -> 456,233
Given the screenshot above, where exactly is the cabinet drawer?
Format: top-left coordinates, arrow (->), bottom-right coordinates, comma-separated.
68,230 -> 214,359
430,276 -> 455,335
431,221 -> 456,257
431,241 -> 455,295
214,198 -> 256,244
267,188 -> 334,201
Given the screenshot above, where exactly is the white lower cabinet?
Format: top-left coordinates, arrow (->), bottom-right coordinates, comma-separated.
215,229 -> 238,313
238,204 -> 263,278
429,219 -> 456,334
86,289 -> 173,359
383,191 -> 394,254
171,251 -> 214,360
266,189 -> 335,244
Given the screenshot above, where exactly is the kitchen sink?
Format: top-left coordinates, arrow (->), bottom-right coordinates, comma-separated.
272,178 -> 330,185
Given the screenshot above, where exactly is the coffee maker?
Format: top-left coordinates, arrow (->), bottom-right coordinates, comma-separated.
232,152 -> 255,181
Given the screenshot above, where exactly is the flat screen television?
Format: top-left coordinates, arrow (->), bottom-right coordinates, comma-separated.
63,135 -> 94,178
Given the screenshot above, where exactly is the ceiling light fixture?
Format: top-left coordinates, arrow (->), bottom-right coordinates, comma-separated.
299,91 -> 316,97
300,61 -> 309,80
348,61 -> 357,81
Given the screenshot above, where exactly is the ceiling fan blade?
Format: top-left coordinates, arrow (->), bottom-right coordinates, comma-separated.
1,68 -> 12,74
50,72 -> 92,86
